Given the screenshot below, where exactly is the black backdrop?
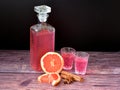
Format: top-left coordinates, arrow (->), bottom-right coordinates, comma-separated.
0,0 -> 120,51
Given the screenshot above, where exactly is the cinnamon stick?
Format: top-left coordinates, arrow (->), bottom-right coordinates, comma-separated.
60,71 -> 84,82
61,74 -> 74,84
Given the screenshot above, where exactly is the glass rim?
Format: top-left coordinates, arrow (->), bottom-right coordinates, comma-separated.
60,47 -> 76,53
75,51 -> 89,57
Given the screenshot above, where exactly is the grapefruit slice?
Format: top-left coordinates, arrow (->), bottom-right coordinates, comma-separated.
38,73 -> 61,86
41,52 -> 64,74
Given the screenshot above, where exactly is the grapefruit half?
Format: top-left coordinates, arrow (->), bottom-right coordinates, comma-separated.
41,52 -> 64,74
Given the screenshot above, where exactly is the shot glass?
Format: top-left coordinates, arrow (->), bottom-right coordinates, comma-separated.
74,51 -> 89,75
60,47 -> 76,70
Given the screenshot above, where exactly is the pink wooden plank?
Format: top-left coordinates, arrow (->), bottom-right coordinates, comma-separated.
0,50 -> 120,90
0,50 -> 120,74
0,73 -> 119,90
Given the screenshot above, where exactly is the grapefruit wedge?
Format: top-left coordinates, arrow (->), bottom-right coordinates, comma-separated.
38,73 -> 61,86
41,52 -> 64,74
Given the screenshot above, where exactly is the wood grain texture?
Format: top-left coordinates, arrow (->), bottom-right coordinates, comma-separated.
0,50 -> 120,90
0,50 -> 120,74
0,50 -> 36,73
0,73 -> 120,90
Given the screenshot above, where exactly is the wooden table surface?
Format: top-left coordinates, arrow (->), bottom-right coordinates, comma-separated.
0,50 -> 120,90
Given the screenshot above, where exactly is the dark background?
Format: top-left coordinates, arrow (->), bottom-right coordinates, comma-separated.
0,0 -> 120,51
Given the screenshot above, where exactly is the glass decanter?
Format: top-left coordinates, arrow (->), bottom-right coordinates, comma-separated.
30,5 -> 55,71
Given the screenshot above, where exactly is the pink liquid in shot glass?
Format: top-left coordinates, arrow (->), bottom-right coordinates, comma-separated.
61,53 -> 75,70
75,57 -> 88,75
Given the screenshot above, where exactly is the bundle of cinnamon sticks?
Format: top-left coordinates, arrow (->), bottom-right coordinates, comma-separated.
60,71 -> 84,84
